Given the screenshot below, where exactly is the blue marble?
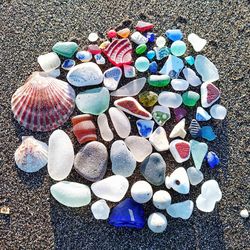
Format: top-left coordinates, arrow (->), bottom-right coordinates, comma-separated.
136,119 -> 154,138
165,29 -> 183,41
201,126 -> 217,141
146,50 -> 156,60
206,151 -> 220,168
61,59 -> 75,70
185,56 -> 195,66
146,32 -> 155,42
149,61 -> 158,74
108,198 -> 145,229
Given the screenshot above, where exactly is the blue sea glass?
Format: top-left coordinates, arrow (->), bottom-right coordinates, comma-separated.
136,119 -> 154,138
146,32 -> 155,42
185,56 -> 195,66
206,151 -> 220,168
149,61 -> 158,74
146,50 -> 156,60
201,126 -> 217,141
165,29 -> 183,41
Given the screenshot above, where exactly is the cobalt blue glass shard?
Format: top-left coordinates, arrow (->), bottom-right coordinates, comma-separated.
206,151 -> 220,168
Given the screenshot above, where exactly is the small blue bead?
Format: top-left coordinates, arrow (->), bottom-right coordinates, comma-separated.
146,32 -> 155,42
149,61 -> 158,73
206,151 -> 220,168
165,29 -> 183,41
146,50 -> 156,60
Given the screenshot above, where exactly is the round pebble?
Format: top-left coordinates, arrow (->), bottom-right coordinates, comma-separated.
146,50 -> 156,60
135,56 -> 150,72
156,36 -> 166,48
131,180 -> 153,204
107,29 -> 117,38
91,200 -> 110,220
240,209 -> 249,218
153,190 -> 171,210
210,104 -> 227,120
88,32 -> 99,42
171,40 -> 187,56
147,212 -> 167,233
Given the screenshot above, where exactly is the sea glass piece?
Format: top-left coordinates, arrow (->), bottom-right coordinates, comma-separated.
136,119 -> 154,138
152,105 -> 171,126
124,64 -> 136,78
103,67 -> 122,90
88,44 -> 101,55
196,107 -> 211,121
135,57 -> 150,72
188,33 -> 207,52
165,29 -> 183,41
210,104 -> 227,120
170,40 -> 187,56
94,54 -> 106,65
183,67 -> 201,86
131,31 -> 148,44
158,91 -> 182,108
149,127 -> 169,151
91,200 -> 110,220
159,55 -> 184,78
139,91 -> 158,107
135,20 -> 154,32
187,167 -> 204,186
61,59 -> 75,70
171,79 -> 189,91
97,114 -> 114,142
52,41 -> 78,58
131,181 -> 153,204
148,61 -> 158,73
156,36 -> 166,48
182,91 -> 200,107
167,200 -> 194,219
153,190 -> 171,210
185,55 -> 195,66
206,151 -> 220,168
200,126 -> 217,141
117,28 -> 130,38
169,139 -> 190,163
148,213 -> 167,233
148,75 -> 170,87
146,50 -> 156,60
38,52 -> 61,72
174,107 -> 187,122
135,44 -> 147,55
190,139 -> 208,170
188,119 -> 201,138
169,119 -> 186,139
88,32 -> 99,42
76,51 -> 92,62
200,82 -> 221,108
154,46 -> 170,60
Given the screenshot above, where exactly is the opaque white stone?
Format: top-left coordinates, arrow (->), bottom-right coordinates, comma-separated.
148,213 -> 167,233
188,33 -> 207,52
38,52 -> 61,72
153,190 -> 171,210
210,104 -> 227,120
169,119 -> 186,139
149,127 -> 169,152
131,31 -> 148,44
240,209 -> 249,218
97,114 -> 114,142
131,180 -> 153,204
91,200 -> 110,220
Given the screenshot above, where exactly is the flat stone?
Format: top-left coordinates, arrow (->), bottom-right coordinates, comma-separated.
188,33 -> 207,52
190,139 -> 208,170
91,200 -> 110,220
148,75 -> 170,87
169,119 -> 186,139
111,140 -> 136,177
152,105 -> 171,126
103,67 -> 122,90
153,190 -> 171,210
187,167 -> 204,186
125,136 -> 152,162
74,141 -> 108,182
131,181 -> 153,204
97,114 -> 114,142
159,55 -> 184,78
124,64 -> 136,78
136,119 -> 155,138
169,139 -> 190,163
147,213 -> 167,233
167,200 -> 194,220
131,31 -> 148,44
158,91 -> 182,108
183,67 -> 201,86
76,87 -> 110,115
140,153 -> 166,186
67,62 -> 103,87
200,82 -> 221,108
149,127 -> 169,152
171,79 -> 189,91
210,104 -> 227,120
52,41 -> 78,58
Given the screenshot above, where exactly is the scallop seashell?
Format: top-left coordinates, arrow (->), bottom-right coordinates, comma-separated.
14,136 -> 48,173
11,71 -> 75,132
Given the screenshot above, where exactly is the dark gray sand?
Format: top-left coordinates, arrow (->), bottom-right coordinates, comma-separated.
0,0 -> 250,249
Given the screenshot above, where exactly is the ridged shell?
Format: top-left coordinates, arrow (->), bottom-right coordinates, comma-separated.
14,136 -> 48,173
11,72 -> 75,132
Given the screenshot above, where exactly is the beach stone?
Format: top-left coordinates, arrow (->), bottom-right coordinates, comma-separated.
195,55 -> 219,83
125,136 -> 152,162
97,114 -> 114,142
185,55 -> 195,66
174,107 -> 187,122
103,67 -> 122,90
135,20 -> 154,32
165,29 -> 183,41
201,82 -> 221,108
156,36 -> 166,48
188,33 -> 207,52
52,41 -> 78,58
182,91 -> 200,107
169,119 -> 186,139
170,40 -> 187,56
165,167 -> 190,194
37,52 -> 61,72
94,54 -> 106,65
159,55 -> 184,78
190,140 -> 208,170
136,119 -> 155,138
88,44 -> 101,55
76,87 -> 110,115
188,119 -> 201,138
158,91 -> 182,108
153,190 -> 171,210
124,65 -> 136,78
140,153 -> 166,186
149,127 -> 169,152
187,167 -> 204,186
74,141 -> 108,182
91,175 -> 129,202
210,104 -> 227,120
135,56 -> 150,72
91,200 -> 110,220
131,181 -> 153,204
171,79 -> 189,91
111,140 -> 136,177
152,105 -> 171,126
135,44 -> 147,55
196,106 -> 211,121
169,139 -> 190,163
76,51 -> 92,62
148,213 -> 167,233
131,31 -> 148,44
117,28 -> 130,38
139,91 -> 158,107
167,200 -> 194,220
109,107 -> 131,138
67,62 -> 103,87
50,181 -> 91,207
200,126 -> 217,141
240,209 -> 249,218
88,32 -> 99,42
148,61 -> 158,73
183,67 -> 201,86
206,151 -> 220,168
148,75 -> 170,87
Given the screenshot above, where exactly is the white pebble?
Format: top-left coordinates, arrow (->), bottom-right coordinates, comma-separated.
88,32 -> 99,42
147,212 -> 167,233
153,190 -> 171,210
131,180 -> 153,204
240,209 -> 249,218
91,200 -> 110,220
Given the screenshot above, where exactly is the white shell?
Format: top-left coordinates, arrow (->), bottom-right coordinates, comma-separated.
37,52 -> 61,72
14,136 -> 48,173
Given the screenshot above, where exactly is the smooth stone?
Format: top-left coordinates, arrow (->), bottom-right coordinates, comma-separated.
170,40 -> 187,56
159,55 -> 184,78
195,55 -> 219,83
88,44 -> 101,55
183,67 -> 201,86
171,79 -> 189,91
91,175 -> 129,202
111,140 -> 136,177
196,180 -> 222,212
190,139 -> 208,170
108,198 -> 145,229
109,107 -> 131,138
114,97 -> 152,120
135,44 -> 147,55
156,36 -> 166,48
61,59 -> 75,70
146,32 -> 155,42
140,153 -> 166,186
91,200 -> 110,220
111,77 -> 146,97
188,33 -> 207,52
148,61 -> 158,74
165,29 -> 183,41
135,56 -> 150,72
37,52 -> 61,72
74,141 -> 108,182
139,91 -> 158,107
47,68 -> 60,78
117,28 -> 130,38
185,55 -> 195,66
88,32 -> 99,42
188,119 -> 201,138
210,104 -> 227,120
146,50 -> 156,60
153,190 -> 171,210
125,136 -> 152,162
167,200 -> 194,220
240,209 -> 249,218
169,139 -> 190,163
206,151 -> 220,168
149,127 -> 169,151
67,62 -> 103,87
148,213 -> 167,233
169,118 -> 186,139
165,167 -> 190,194
182,91 -> 200,107
94,54 -> 106,65
50,181 -> 91,207
154,46 -> 170,60
148,75 -> 170,87
152,105 -> 171,126
131,181 -> 153,204
107,29 -> 117,39
76,87 -> 110,115
174,107 -> 187,122
196,106 -> 211,121
158,91 -> 182,108
136,119 -> 155,138
103,67 -> 122,90
201,82 -> 221,108
48,130 -> 74,181
124,65 -> 136,78
97,114 -> 114,142
135,20 -> 154,32
187,167 -> 204,186
131,31 -> 148,44
200,126 -> 217,141
52,41 -> 78,58
76,50 -> 92,62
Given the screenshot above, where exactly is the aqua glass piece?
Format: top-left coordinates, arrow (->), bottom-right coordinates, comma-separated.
135,56 -> 150,72
170,40 -> 187,56
200,126 -> 217,141
52,41 -> 79,58
185,56 -> 195,66
146,50 -> 156,60
190,140 -> 208,170
159,55 -> 184,78
165,29 -> 183,41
